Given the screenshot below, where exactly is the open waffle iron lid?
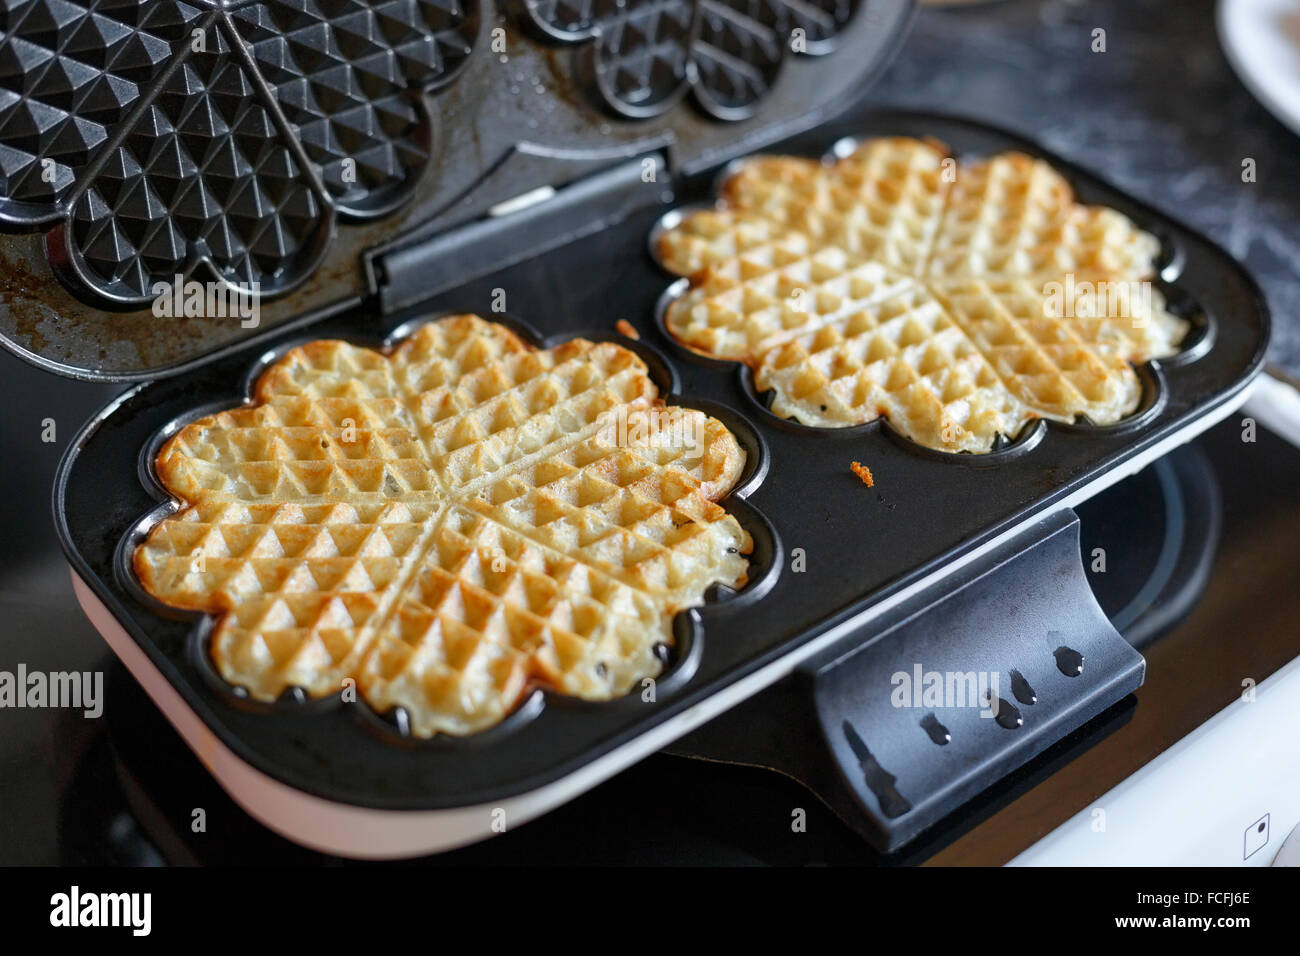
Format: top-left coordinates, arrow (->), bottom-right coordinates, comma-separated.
0,0 -> 915,380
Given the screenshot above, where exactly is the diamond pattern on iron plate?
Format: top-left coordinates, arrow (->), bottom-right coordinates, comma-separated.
523,0 -> 857,120
230,0 -> 478,217
0,0 -> 203,215
0,0 -> 480,307
69,26 -> 327,300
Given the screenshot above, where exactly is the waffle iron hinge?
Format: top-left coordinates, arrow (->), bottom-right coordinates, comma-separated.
368,152 -> 671,317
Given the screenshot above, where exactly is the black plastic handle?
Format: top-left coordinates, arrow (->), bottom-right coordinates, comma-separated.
799,508 -> 1144,851
665,508 -> 1145,855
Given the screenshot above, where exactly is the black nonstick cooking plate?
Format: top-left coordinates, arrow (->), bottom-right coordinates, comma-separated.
53,106 -> 1268,855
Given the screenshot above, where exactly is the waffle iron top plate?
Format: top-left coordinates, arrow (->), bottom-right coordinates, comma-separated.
0,0 -> 912,378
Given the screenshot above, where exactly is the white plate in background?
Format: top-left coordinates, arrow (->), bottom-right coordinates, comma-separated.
1219,0 -> 1300,137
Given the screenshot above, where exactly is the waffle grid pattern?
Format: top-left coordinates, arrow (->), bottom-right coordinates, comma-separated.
71,27 -> 327,300
134,315 -> 751,737
522,0 -> 858,120
0,0 -> 479,303
656,137 -> 1190,452
0,0 -> 203,208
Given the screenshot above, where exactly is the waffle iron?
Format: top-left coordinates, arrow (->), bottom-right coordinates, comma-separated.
7,0 -> 1269,856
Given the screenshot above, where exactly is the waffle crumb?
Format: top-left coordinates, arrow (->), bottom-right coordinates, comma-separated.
615,319 -> 640,339
851,461 -> 874,487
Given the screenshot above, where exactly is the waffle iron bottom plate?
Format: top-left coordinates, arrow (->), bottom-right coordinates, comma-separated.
55,110 -> 1269,857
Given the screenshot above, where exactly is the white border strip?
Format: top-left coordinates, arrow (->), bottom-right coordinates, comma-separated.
1242,372 -> 1300,449
72,383 -> 1258,859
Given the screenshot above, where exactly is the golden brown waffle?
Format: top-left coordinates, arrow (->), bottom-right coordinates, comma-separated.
134,315 -> 751,737
656,137 -> 1189,451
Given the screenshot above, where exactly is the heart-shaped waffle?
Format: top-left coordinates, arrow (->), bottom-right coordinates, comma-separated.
656,137 -> 1190,452
133,315 -> 751,736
